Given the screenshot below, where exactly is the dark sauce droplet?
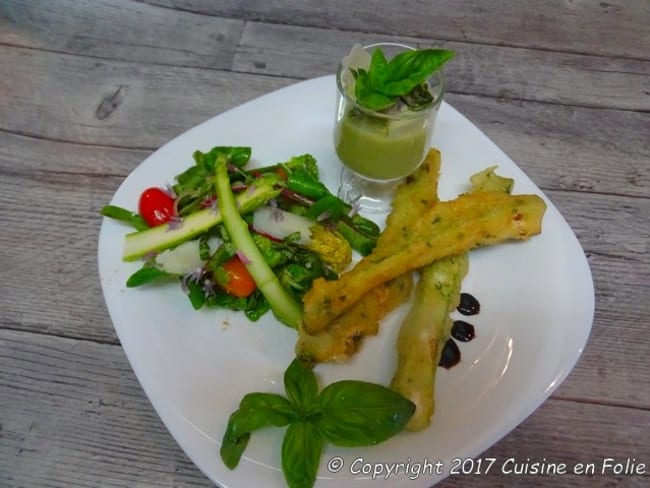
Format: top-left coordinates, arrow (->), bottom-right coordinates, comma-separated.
451,320 -> 476,342
457,292 -> 480,315
438,338 -> 461,369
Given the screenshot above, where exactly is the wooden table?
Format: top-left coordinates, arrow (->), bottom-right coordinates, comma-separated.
1,1 -> 648,487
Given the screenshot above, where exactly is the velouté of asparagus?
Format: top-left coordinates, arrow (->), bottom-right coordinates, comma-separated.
122,176 -> 281,261
214,154 -> 303,329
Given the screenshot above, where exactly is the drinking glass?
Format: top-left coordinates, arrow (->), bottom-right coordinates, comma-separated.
333,42 -> 446,213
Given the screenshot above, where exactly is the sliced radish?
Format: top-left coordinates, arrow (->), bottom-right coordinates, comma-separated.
252,206 -> 314,245
155,236 -> 221,275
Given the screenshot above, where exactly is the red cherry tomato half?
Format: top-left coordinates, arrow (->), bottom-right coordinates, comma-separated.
138,187 -> 175,227
221,256 -> 257,298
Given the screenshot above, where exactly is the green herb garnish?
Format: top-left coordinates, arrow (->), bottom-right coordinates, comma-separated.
221,358 -> 415,488
100,204 -> 149,231
351,47 -> 454,111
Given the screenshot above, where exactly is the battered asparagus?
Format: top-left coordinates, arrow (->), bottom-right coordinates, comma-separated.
390,164 -> 516,431
390,254 -> 468,431
302,191 -> 547,333
296,274 -> 413,363
295,149 -> 442,361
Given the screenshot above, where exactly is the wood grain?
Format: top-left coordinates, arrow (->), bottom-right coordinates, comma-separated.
0,48 -> 647,198
234,22 -> 650,111
0,0 -> 244,68
141,0 -> 650,59
0,170 -> 121,344
0,330 -> 213,488
0,46 -> 292,148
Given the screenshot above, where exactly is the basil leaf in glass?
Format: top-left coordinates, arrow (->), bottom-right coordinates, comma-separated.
349,46 -> 454,112
281,421 -> 324,488
383,49 -> 454,96
368,47 -> 389,88
400,83 -> 434,110
315,380 -> 415,446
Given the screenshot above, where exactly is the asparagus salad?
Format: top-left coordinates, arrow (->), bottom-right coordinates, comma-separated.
101,146 -> 380,328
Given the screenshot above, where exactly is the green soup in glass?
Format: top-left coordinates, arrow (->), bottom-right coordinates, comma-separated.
334,107 -> 431,180
334,43 -> 446,182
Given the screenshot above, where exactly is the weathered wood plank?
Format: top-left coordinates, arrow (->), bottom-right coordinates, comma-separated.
0,48 -> 648,199
446,96 -> 650,200
1,167 -> 648,405
233,22 -> 650,111
0,330 -> 213,488
440,396 -> 650,487
543,190 -> 649,407
0,171 -> 122,344
0,0 -> 245,69
143,0 -> 650,59
3,4 -> 648,112
1,329 -> 649,488
0,132 -> 152,177
0,45 -> 292,149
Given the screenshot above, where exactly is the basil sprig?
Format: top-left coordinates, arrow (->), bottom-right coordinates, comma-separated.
351,47 -> 454,111
221,358 -> 415,488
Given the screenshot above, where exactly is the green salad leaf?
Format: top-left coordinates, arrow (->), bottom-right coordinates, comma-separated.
100,204 -> 149,231
125,266 -> 173,287
101,146 -> 383,324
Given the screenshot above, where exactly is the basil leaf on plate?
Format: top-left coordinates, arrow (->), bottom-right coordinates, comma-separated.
220,392 -> 296,469
284,358 -> 319,411
316,380 -> 415,447
282,421 -> 324,488
219,359 -> 416,487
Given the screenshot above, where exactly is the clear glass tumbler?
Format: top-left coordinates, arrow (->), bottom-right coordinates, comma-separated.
334,42 -> 446,213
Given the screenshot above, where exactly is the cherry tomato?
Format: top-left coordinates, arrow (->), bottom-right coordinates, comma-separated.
220,255 -> 257,298
138,187 -> 175,227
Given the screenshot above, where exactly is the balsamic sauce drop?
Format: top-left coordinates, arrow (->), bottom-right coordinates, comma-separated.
457,292 -> 480,315
438,338 -> 461,369
438,293 -> 481,370
451,320 -> 476,342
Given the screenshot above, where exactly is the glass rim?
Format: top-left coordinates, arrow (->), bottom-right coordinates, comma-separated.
336,42 -> 446,120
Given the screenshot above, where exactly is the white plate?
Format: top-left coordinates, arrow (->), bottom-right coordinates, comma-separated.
98,75 -> 594,487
